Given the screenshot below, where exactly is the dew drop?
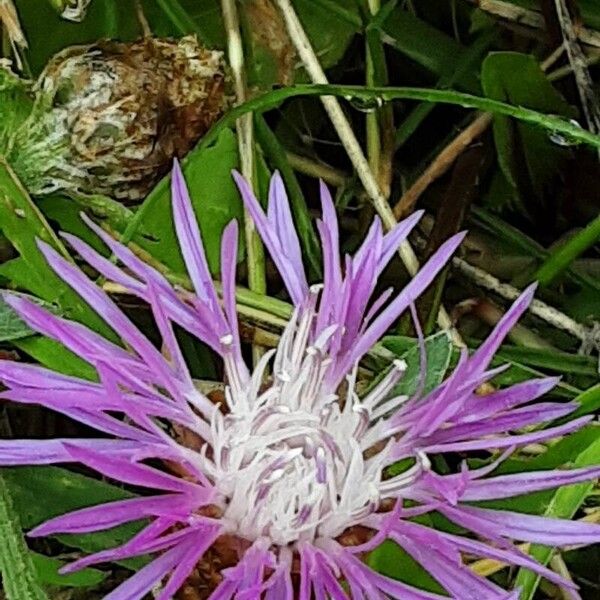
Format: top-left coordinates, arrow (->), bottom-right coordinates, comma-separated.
345,95 -> 384,113
549,118 -> 583,147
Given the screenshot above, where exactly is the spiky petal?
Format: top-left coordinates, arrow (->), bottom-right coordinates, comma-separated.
0,163 -> 599,599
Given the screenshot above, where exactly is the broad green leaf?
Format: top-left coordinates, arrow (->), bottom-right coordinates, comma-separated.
382,332 -> 453,397
127,128 -> 244,275
38,196 -> 112,256
0,475 -> 49,600
514,431 -> 600,599
481,52 -> 575,213
294,0 -> 360,70
31,552 -> 105,588
2,466 -> 146,569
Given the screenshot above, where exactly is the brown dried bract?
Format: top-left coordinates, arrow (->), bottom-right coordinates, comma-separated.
11,36 -> 231,200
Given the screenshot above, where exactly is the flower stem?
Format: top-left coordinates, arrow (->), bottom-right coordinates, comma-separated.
274,0 -> 463,346
221,0 -> 266,364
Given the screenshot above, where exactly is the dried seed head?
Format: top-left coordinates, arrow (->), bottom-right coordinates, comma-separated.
8,36 -> 231,200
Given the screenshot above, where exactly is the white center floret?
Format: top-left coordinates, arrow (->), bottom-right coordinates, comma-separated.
204,295 -> 421,548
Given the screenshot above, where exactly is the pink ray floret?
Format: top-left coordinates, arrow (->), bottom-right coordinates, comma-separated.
1,160 -> 599,599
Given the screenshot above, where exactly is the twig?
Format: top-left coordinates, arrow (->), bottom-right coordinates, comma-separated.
135,0 -> 152,37
549,553 -> 579,600
453,256 -> 591,342
469,0 -> 600,48
393,112 -> 493,218
274,0 -> 463,346
221,0 -> 267,363
553,0 -> 600,141
285,151 -> 349,187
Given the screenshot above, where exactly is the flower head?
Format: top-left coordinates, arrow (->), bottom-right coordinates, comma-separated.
1,163 -> 599,599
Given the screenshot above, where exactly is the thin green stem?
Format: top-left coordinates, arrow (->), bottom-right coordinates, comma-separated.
122,83 -> 600,270
365,1 -> 382,177
534,213 -> 600,287
198,84 -> 600,153
255,115 -> 322,277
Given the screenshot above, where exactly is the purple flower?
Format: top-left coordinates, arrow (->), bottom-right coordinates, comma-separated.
1,162 -> 599,599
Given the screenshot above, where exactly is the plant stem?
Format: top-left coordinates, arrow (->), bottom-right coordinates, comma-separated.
273,0 -> 463,346
365,0 -> 382,180
453,256 -> 591,342
534,213 -> 600,287
254,115 -> 322,277
198,85 -> 600,153
221,0 -> 266,364
285,152 -> 349,187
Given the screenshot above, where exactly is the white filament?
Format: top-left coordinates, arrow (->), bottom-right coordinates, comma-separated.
206,298 -> 422,547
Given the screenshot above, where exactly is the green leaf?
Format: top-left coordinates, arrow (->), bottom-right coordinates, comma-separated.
472,425 -> 600,514
494,345 -> 598,378
254,114 -> 322,277
0,160 -> 114,339
294,0 -> 360,70
367,539 -> 445,594
14,0 -> 142,75
31,552 -> 105,588
382,331 -> 453,397
379,9 -> 481,93
13,336 -> 97,379
0,67 -> 34,154
481,52 -> 575,213
37,196 -> 112,256
533,212 -> 600,287
568,384 -> 600,420
125,128 -> 244,275
513,431 -> 600,599
0,294 -> 34,342
0,474 -> 49,600
200,85 -> 600,152
2,466 -> 146,569
469,206 -> 600,293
